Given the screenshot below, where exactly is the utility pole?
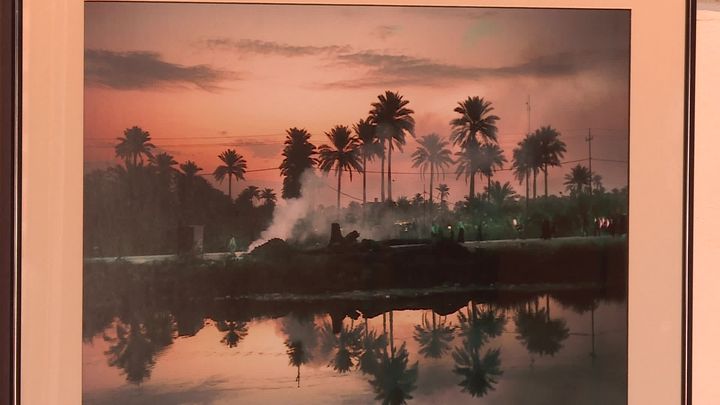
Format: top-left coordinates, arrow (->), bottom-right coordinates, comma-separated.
526,95 -> 531,133
586,128 -> 593,195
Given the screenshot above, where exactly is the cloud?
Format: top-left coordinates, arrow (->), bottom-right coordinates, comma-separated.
373,25 -> 401,40
85,49 -> 239,91
323,48 -> 627,89
232,139 -> 283,159
205,38 -> 351,57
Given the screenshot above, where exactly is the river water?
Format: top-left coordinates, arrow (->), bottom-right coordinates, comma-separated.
82,291 -> 626,404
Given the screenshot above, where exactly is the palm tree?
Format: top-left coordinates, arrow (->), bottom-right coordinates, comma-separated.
318,125 -> 363,211
368,342 -> 419,405
411,133 -> 453,205
280,128 -> 317,199
454,147 -> 482,200
512,137 -> 533,210
486,181 -> 517,209
413,311 -> 455,359
215,320 -> 249,348
213,149 -> 247,199
260,188 -> 277,206
452,344 -> 502,398
449,97 -> 499,200
535,126 -> 566,197
477,143 -> 506,193
563,164 -> 592,196
354,118 -> 383,205
179,160 -> 202,177
436,184 -> 450,207
369,91 -> 415,201
115,126 -> 156,168
285,339 -> 311,387
514,301 -> 569,358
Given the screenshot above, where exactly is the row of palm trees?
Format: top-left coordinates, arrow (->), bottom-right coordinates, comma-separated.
114,93 -> 581,212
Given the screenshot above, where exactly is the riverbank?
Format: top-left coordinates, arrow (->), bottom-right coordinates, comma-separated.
83,236 -> 627,298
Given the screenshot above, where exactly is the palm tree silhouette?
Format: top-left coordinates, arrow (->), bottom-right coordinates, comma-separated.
457,304 -> 506,349
104,311 -> 176,384
213,149 -> 247,199
454,147 -> 482,200
215,320 -> 249,348
449,97 -> 499,200
563,164 -> 592,196
318,125 -> 363,212
369,91 -> 415,201
260,188 -> 277,206
512,136 -> 533,210
436,184 -> 450,207
179,160 -> 202,178
319,319 -> 363,373
115,126 -> 155,168
486,181 -> 517,210
280,127 -> 317,199
535,126 -> 566,198
477,143 -> 506,194
514,301 -> 569,358
413,311 -> 455,359
411,133 -> 454,205
285,339 -> 312,387
354,118 -> 383,205
368,342 -> 419,405
452,344 -> 502,398
358,319 -> 387,376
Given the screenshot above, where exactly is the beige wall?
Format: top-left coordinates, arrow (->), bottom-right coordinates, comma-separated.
20,1 -> 690,403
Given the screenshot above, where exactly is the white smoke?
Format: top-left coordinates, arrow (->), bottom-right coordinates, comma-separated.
247,169 -> 418,252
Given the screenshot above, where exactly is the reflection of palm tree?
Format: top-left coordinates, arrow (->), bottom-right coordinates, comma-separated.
413,311 -> 455,359
115,126 -> 156,168
319,319 -> 363,373
452,344 -> 502,398
318,125 -> 363,211
213,149 -> 247,199
411,133 -> 454,205
514,303 -> 569,357
369,343 -> 419,405
215,320 -> 249,348
369,91 -> 416,201
104,312 -> 176,384
457,303 -> 506,348
358,319 -> 387,375
285,339 -> 311,387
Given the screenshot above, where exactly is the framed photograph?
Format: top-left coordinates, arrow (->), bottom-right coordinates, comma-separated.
9,0 -> 694,404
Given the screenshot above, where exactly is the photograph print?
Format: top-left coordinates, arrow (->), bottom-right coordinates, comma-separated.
82,3 -> 630,404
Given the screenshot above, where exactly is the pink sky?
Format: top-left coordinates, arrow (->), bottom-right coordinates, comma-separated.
84,3 -> 629,203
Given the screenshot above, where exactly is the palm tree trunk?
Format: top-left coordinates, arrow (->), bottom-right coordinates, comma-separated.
544,164 -> 548,198
362,155 -> 367,205
546,294 -> 550,322
469,171 -> 475,200
533,169 -> 537,199
488,175 -> 491,198
525,171 -> 530,211
429,165 -> 434,205
380,145 -> 386,202
389,310 -> 395,356
387,142 -> 393,201
337,169 -> 342,214
228,176 -> 232,200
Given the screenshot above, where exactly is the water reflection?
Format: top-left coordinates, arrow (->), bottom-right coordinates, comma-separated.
83,288 -> 626,404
